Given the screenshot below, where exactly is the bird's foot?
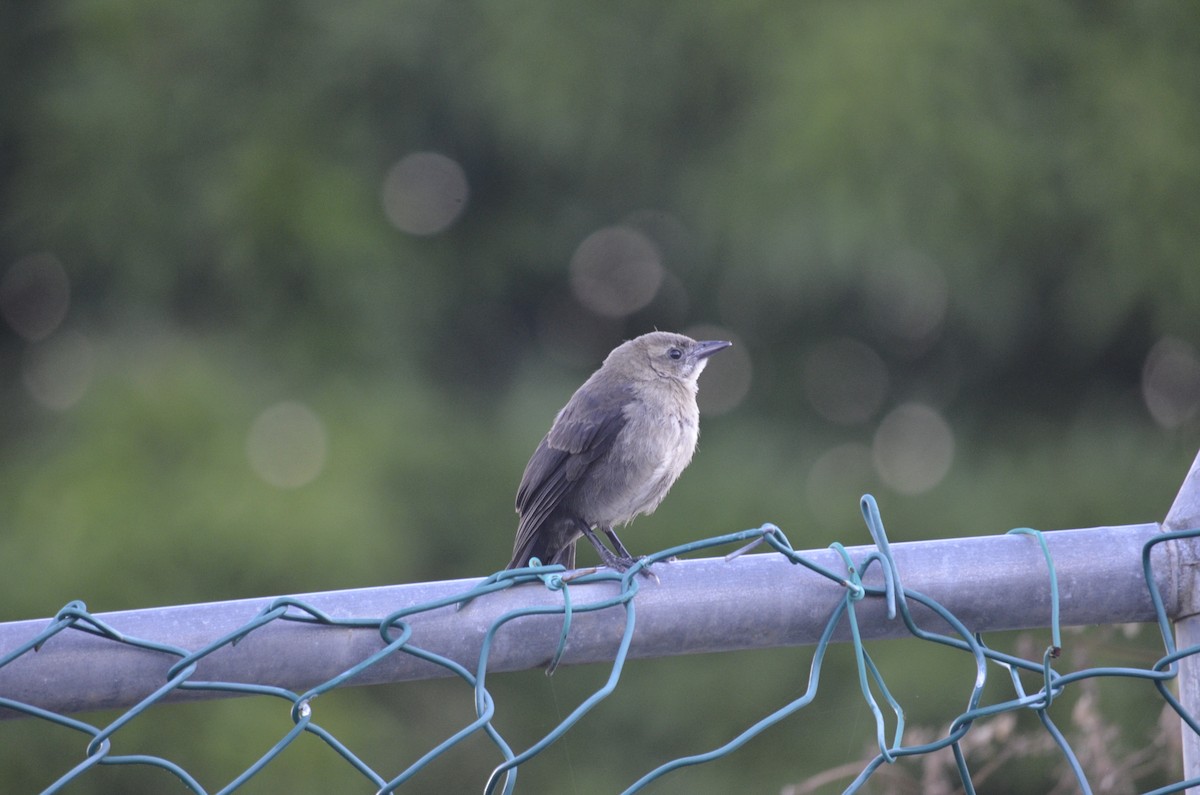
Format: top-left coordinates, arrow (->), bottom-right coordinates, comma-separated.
582,528 -> 658,581
637,561 -> 661,584
602,553 -> 658,582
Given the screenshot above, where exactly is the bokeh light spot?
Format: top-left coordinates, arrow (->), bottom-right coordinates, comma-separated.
22,331 -> 95,410
804,338 -> 888,426
806,443 -> 875,527
246,402 -> 328,489
1142,337 -> 1200,429
382,152 -> 469,235
872,403 -> 954,495
569,226 -> 664,318
1,253 -> 70,341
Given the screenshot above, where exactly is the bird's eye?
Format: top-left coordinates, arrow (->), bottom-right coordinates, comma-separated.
668,347 -> 683,360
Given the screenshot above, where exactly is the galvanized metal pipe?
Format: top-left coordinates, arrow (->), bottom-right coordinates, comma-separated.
0,520 -> 1176,718
1165,449 -> 1200,793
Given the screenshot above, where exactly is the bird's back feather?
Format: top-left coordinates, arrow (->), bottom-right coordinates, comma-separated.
508,379 -> 635,568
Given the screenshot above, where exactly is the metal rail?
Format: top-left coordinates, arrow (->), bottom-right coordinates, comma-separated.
0,517 -> 1178,717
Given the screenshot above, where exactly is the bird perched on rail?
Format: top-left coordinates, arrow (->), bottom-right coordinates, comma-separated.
507,331 -> 732,573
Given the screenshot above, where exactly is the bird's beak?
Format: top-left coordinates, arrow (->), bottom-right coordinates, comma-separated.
692,340 -> 733,360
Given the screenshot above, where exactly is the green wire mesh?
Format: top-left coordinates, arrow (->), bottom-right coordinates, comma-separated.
1,494 -> 1197,794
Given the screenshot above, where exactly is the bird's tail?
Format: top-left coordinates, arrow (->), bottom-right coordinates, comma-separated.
507,521 -> 578,571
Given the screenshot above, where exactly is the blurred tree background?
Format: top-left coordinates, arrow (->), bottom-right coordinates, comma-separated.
2,1 -> 1199,792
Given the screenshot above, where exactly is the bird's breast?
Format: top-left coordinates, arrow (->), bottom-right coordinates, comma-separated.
586,397 -> 699,526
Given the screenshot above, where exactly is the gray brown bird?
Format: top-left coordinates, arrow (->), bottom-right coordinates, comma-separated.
508,331 -> 732,572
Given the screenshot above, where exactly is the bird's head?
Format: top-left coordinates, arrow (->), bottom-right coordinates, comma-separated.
606,331 -> 732,385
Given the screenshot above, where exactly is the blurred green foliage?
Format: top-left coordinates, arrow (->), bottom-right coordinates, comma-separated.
2,1 -> 1198,792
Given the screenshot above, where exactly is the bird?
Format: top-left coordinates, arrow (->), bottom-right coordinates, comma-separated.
507,331 -> 732,573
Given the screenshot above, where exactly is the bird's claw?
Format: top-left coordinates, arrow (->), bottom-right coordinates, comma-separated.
603,554 -> 658,583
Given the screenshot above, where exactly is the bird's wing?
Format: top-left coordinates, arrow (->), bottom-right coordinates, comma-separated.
513,381 -> 634,555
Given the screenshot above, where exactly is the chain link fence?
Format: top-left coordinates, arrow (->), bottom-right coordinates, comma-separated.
3,454 -> 1200,793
